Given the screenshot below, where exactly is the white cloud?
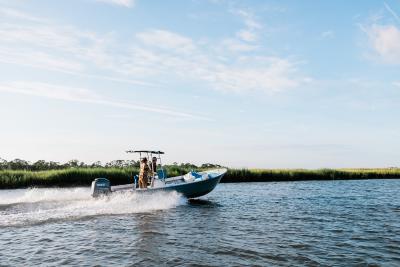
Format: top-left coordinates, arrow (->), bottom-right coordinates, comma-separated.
393,81 -> 400,87
234,9 -> 262,30
106,26 -> 309,93
95,0 -> 135,8
0,6 -> 309,94
0,81 -> 209,120
364,24 -> 400,64
129,30 -> 309,93
0,19 -> 152,86
232,9 -> 262,43
0,23 -> 96,67
136,29 -> 195,54
0,81 -> 100,101
0,48 -> 84,72
210,57 -> 310,93
0,7 -> 46,22
236,30 -> 257,42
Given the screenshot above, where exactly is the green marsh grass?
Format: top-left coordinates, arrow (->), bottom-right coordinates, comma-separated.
223,168 -> 400,182
1,167 -> 400,189
0,168 -> 133,189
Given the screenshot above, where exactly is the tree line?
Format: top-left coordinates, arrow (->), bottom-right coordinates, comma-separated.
0,158 -> 221,171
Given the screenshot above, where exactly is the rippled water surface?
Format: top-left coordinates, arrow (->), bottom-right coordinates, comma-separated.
1,180 -> 400,266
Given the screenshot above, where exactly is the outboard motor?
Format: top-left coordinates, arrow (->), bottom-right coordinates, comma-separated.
91,178 -> 111,197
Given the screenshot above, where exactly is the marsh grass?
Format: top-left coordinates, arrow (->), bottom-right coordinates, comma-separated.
223,168 -> 400,182
1,167 -> 399,189
0,168 -> 133,189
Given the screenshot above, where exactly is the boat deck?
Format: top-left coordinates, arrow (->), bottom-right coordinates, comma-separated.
109,169 -> 227,194
111,183 -> 134,192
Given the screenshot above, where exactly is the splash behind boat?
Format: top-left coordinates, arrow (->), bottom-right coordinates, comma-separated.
91,150 -> 226,199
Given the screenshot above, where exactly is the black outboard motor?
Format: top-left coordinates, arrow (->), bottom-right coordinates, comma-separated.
91,178 -> 111,197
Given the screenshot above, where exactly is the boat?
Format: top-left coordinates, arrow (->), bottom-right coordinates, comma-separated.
91,150 -> 227,198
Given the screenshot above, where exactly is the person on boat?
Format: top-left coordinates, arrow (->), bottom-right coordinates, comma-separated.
139,157 -> 150,188
152,157 -> 157,173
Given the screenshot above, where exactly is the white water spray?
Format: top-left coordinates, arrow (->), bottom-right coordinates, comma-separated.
0,188 -> 186,227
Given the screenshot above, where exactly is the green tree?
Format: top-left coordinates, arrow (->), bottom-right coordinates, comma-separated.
32,160 -> 49,171
66,159 -> 79,168
0,158 -> 8,170
91,161 -> 103,168
9,159 -> 30,170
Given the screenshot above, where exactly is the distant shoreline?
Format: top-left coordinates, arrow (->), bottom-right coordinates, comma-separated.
1,167 -> 400,189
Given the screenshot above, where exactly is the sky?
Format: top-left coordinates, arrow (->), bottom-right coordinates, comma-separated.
0,0 -> 399,168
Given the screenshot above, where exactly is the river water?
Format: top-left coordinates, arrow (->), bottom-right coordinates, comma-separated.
1,180 -> 400,266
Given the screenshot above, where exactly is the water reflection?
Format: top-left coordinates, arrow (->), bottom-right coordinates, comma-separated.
187,199 -> 222,208
133,212 -> 167,265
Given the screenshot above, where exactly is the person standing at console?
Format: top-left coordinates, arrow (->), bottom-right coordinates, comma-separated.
152,157 -> 157,173
139,157 -> 150,188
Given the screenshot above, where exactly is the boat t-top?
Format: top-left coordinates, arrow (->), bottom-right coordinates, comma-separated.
91,150 -> 227,198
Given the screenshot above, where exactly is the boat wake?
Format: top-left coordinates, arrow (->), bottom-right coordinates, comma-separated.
0,187 -> 186,227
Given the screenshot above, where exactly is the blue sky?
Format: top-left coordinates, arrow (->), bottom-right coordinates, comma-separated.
0,0 -> 399,168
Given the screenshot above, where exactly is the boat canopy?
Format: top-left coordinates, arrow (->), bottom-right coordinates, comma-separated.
126,150 -> 164,154
126,149 -> 166,183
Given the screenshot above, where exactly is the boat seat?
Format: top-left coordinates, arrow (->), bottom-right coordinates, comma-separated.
157,169 -> 167,179
191,171 -> 203,179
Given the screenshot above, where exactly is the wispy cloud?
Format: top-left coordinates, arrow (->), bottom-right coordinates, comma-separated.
234,9 -> 262,30
231,8 -> 262,43
136,29 -> 195,54
0,7 -> 47,22
0,48 -> 84,73
393,81 -> 400,87
0,81 -> 99,101
95,0 -> 135,8
0,15 -> 153,86
130,29 -> 310,93
236,30 -> 257,42
211,57 -> 311,93
0,5 -> 309,94
384,2 -> 400,23
0,81 -> 210,120
217,8 -> 266,55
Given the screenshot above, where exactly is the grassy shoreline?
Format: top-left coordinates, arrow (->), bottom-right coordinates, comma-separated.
1,167 -> 400,189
